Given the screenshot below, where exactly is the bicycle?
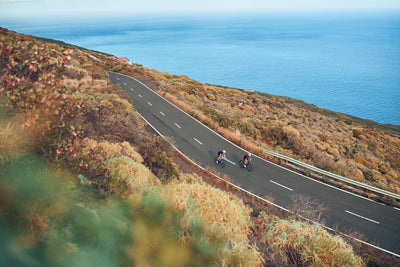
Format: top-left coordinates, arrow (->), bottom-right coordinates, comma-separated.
215,155 -> 227,168
239,159 -> 253,172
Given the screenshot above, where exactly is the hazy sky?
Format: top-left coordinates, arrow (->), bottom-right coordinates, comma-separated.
1,0 -> 400,21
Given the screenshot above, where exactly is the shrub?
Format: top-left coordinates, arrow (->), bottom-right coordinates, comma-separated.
160,175 -> 264,266
320,135 -> 329,142
353,129 -> 363,138
137,135 -> 180,181
113,65 -> 123,72
262,125 -> 303,154
104,156 -> 159,197
266,220 -> 363,266
71,138 -> 143,178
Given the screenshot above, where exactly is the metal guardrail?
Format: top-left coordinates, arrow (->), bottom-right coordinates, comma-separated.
265,149 -> 400,200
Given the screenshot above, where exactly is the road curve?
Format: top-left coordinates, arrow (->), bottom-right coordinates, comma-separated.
108,71 -> 400,257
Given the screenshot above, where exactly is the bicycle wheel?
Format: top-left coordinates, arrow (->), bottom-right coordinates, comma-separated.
247,163 -> 253,172
239,159 -> 244,168
220,159 -> 226,168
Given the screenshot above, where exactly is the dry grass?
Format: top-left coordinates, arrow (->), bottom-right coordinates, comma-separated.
77,138 -> 144,166
266,220 -> 363,266
0,114 -> 30,163
160,174 -> 264,266
106,156 -> 160,196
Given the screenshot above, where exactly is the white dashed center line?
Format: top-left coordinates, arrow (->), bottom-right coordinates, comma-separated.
345,210 -> 380,224
174,123 -> 181,129
124,82 -> 127,86
138,94 -> 142,98
193,138 -> 203,145
147,102 -> 152,106
130,88 -> 134,91
270,180 -> 293,191
160,111 -> 165,116
224,158 -> 236,165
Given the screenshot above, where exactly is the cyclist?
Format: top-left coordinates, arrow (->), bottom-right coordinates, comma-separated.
243,152 -> 252,167
216,150 -> 226,163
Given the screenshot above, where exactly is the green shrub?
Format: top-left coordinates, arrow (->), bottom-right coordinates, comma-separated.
113,65 -> 123,72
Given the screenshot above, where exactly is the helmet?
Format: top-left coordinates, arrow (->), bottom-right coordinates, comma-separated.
223,150 -> 226,153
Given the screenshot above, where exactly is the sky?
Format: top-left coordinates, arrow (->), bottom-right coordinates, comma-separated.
1,0 -> 400,21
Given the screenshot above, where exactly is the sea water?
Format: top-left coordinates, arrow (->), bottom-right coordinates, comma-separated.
2,12 -> 400,125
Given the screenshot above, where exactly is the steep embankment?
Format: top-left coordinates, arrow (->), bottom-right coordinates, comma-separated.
2,27 -> 395,266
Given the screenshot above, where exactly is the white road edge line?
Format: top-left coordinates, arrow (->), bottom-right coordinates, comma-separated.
394,207 -> 400,211
160,111 -> 165,116
108,71 -> 400,259
174,123 -> 181,129
147,102 -> 152,106
270,180 -> 294,191
137,112 -> 288,212
193,137 -> 203,145
345,210 -> 380,224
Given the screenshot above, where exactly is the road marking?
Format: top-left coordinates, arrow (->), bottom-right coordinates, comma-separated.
147,102 -> 153,106
345,210 -> 380,224
124,82 -> 127,86
193,138 -> 203,145
174,123 -> 181,129
270,180 -> 293,191
130,88 -> 134,91
116,77 -> 120,80
225,158 -> 236,165
138,94 -> 142,98
160,111 -> 165,116
394,207 -> 400,211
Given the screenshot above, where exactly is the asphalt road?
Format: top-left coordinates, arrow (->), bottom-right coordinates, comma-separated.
108,71 -> 400,257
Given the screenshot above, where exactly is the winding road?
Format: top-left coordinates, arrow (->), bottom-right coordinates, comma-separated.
108,71 -> 400,257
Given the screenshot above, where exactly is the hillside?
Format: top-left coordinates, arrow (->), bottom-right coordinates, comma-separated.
105,61 -> 400,197
1,27 -> 399,266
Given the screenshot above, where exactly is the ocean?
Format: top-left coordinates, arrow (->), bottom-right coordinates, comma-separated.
2,12 -> 400,125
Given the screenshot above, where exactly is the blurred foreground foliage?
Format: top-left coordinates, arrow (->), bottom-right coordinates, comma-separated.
0,155 -> 221,267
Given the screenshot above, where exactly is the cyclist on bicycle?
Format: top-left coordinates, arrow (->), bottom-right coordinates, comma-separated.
243,152 -> 252,167
216,150 -> 226,163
